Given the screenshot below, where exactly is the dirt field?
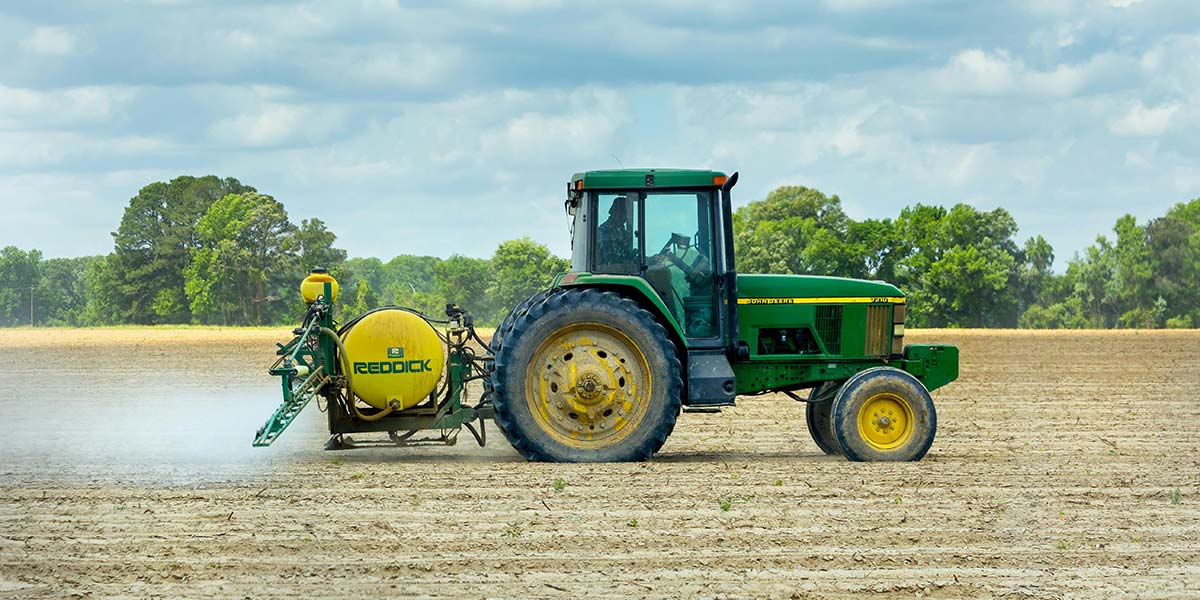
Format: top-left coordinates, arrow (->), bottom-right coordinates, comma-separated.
1,328 -> 1197,599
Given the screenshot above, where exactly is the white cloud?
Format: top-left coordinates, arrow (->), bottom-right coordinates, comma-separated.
0,85 -> 136,128
345,45 -> 464,90
821,0 -> 913,11
1109,101 -> 1178,137
934,49 -> 1092,98
208,104 -> 348,147
0,131 -> 170,169
21,26 -> 76,56
1124,149 -> 1151,167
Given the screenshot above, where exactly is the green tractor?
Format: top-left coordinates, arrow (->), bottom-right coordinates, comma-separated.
488,169 -> 956,462
254,169 -> 958,462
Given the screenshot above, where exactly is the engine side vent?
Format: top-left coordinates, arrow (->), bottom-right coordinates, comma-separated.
865,305 -> 891,356
814,305 -> 843,355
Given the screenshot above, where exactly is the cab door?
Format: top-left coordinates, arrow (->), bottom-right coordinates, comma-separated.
639,190 -> 720,342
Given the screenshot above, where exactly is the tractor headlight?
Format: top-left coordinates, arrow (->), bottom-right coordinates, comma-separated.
891,303 -> 906,356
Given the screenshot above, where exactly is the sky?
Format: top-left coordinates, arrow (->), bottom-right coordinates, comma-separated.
1,0 -> 1197,270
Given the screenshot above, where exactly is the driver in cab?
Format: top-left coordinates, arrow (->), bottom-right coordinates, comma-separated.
652,233 -> 712,330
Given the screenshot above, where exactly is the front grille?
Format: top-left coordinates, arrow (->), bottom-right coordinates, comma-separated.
865,305 -> 891,356
815,305 -> 843,354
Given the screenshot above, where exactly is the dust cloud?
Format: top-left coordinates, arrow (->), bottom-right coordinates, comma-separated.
0,329 -> 318,482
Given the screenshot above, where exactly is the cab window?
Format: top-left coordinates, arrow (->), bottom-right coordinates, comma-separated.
593,193 -> 639,275
642,192 -> 717,338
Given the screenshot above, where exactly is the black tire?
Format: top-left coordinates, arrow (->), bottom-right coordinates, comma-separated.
832,367 -> 936,462
804,381 -> 842,456
491,288 -> 682,462
485,287 -> 561,439
491,287 -> 561,353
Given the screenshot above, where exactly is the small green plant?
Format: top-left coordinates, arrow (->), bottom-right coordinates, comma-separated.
1170,487 -> 1181,505
1055,540 -> 1076,551
774,479 -> 783,486
350,471 -> 365,480
503,523 -> 524,538
893,497 -> 903,504
330,458 -> 344,466
552,477 -> 566,492
627,518 -> 638,528
719,497 -> 734,511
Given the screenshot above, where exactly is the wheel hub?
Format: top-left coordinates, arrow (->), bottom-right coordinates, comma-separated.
575,372 -> 605,403
525,323 -> 651,449
857,393 -> 914,450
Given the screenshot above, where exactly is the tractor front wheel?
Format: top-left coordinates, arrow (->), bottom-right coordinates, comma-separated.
832,367 -> 936,462
491,288 -> 682,462
804,382 -> 842,456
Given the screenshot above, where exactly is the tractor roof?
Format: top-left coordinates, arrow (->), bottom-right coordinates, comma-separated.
570,168 -> 727,190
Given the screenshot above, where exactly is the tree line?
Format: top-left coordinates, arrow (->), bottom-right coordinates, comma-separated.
734,186 -> 1200,329
1,174 -> 1196,329
0,175 -> 566,327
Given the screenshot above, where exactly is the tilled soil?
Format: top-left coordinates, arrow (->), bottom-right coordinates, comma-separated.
0,328 -> 1197,599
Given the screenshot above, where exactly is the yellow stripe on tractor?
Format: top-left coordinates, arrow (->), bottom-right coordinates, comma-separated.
737,296 -> 907,305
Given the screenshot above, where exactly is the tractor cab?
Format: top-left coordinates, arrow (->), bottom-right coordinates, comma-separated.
564,169 -> 734,346
560,169 -> 741,410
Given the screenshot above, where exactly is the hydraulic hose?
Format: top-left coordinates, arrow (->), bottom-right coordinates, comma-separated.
319,326 -> 398,422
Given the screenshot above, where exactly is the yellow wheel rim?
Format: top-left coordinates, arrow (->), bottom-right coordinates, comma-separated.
857,392 -> 914,450
524,322 -> 652,450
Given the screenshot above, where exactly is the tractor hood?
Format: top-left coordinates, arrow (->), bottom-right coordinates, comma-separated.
737,274 -> 903,301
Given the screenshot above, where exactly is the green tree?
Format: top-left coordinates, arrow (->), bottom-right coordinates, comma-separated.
1111,214 -> 1154,326
733,186 -> 850,275
845,218 -> 899,281
294,218 -> 347,276
1065,237 -> 1119,327
345,278 -> 379,316
489,238 -> 569,321
1019,297 -> 1090,329
1019,235 -> 1055,312
109,175 -> 255,323
923,244 -> 1017,328
184,192 -> 297,325
433,255 -> 493,323
893,204 -> 1023,327
383,255 -> 441,299
80,255 -> 123,326
37,256 -> 101,326
0,246 -> 41,326
345,257 -> 385,293
1146,199 -> 1200,325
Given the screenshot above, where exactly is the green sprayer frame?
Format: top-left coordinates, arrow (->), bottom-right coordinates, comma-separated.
254,282 -> 494,449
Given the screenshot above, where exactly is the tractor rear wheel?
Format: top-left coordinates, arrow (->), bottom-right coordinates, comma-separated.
832,367 -> 936,462
491,287 -> 562,352
486,287 -> 562,439
491,288 -> 682,462
804,382 -> 842,456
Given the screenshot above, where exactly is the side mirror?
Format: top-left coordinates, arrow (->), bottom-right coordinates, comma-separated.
721,171 -> 739,192
564,198 -> 578,216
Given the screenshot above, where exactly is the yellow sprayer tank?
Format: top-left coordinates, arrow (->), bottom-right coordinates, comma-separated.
341,309 -> 445,411
300,268 -> 340,304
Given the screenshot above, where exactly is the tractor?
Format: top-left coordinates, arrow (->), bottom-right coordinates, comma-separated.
254,169 -> 958,462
